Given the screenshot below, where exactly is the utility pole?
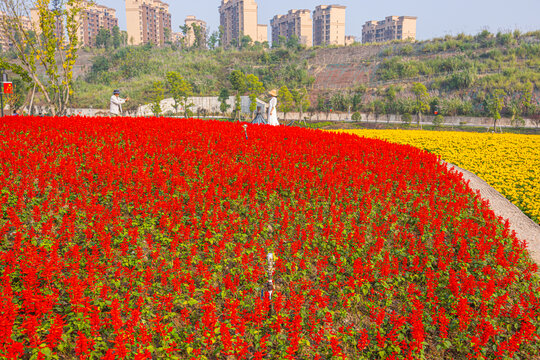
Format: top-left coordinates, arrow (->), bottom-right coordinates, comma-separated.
0,70 -> 13,117
0,70 -> 6,117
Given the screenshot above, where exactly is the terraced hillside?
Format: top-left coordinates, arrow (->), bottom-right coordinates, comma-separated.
70,31 -> 540,119
306,33 -> 540,91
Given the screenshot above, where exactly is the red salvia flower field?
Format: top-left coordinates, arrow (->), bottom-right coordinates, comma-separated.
0,116 -> 538,359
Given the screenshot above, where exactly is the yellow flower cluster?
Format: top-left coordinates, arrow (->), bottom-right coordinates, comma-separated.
339,130 -> 540,223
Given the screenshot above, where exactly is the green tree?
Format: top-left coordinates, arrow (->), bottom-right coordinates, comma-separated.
112,25 -> 122,49
0,0 -> 84,115
412,82 -> 430,128
166,71 -> 193,118
164,27 -> 171,44
245,74 -> 264,117
149,81 -> 165,116
218,26 -> 224,47
233,94 -> 242,120
373,99 -> 386,123
191,23 -> 206,49
229,70 -> 246,120
442,98 -> 460,117
208,31 -> 219,50
286,35 -> 301,50
316,94 -> 327,112
432,114 -> 444,128
508,98 -> 524,127
95,28 -> 111,49
402,113 -> 412,127
351,85 -> 367,111
218,88 -> 230,115
384,85 -> 400,114
179,24 -> 190,49
291,88 -> 310,122
485,89 -> 506,131
520,82 -> 534,116
343,92 -> 356,119
240,35 -> 252,49
330,92 -> 344,112
274,35 -> 287,48
278,86 -> 294,121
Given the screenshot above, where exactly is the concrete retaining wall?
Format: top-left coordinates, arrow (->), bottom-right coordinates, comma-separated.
279,112 -> 539,128
60,107 -> 538,128
136,96 -> 267,117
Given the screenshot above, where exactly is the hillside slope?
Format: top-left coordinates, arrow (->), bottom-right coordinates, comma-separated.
71,31 -> 540,120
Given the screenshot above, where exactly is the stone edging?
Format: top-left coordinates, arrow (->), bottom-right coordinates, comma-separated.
445,162 -> 540,266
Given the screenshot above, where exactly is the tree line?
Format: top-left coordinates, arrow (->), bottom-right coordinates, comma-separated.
0,0 -> 538,124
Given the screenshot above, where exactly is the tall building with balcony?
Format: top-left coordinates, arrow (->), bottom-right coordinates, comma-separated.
0,12 -> 32,50
184,15 -> 207,47
29,8 -> 65,43
362,16 -> 417,43
219,0 -> 267,46
72,1 -> 118,47
345,35 -> 355,46
312,5 -> 346,46
126,0 -> 171,46
270,9 -> 312,47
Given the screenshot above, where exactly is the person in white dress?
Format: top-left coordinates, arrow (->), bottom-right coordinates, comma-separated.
267,89 -> 279,126
110,89 -> 129,117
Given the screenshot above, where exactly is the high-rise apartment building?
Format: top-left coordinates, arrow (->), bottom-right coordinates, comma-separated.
219,0 -> 267,46
362,16 -> 417,43
126,0 -> 171,46
170,31 -> 183,44
184,15 -> 207,47
72,1 -> 118,47
313,5 -> 347,46
312,5 -> 346,46
0,12 -> 32,50
345,35 -> 355,46
29,8 -> 64,42
270,9 -> 312,47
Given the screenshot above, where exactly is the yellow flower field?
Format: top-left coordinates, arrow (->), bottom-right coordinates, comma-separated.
339,130 -> 540,223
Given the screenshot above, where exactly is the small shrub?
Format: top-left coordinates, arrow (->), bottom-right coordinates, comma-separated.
433,114 -> 444,127
380,47 -> 394,57
401,113 -> 412,127
400,44 -> 414,55
351,112 -> 362,121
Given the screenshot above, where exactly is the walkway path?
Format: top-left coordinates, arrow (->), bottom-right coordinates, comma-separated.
446,162 -> 540,266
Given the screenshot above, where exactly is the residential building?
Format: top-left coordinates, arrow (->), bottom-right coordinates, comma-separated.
312,5 -> 346,46
126,0 -> 171,46
0,12 -> 32,50
270,9 -> 312,47
184,15 -> 207,47
345,35 -> 355,46
72,1 -> 118,47
29,8 -> 64,42
219,0 -> 267,46
362,16 -> 417,43
171,31 -> 183,44
256,24 -> 267,43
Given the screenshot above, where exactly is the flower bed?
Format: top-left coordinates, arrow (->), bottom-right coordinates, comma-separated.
0,117 -> 538,359
338,130 -> 540,224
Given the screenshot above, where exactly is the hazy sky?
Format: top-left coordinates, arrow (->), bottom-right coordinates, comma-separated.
105,0 -> 540,40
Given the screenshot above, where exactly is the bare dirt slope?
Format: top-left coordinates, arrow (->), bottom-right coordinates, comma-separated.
446,162 -> 540,266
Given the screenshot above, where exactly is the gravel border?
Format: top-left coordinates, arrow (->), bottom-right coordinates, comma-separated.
445,162 -> 540,266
